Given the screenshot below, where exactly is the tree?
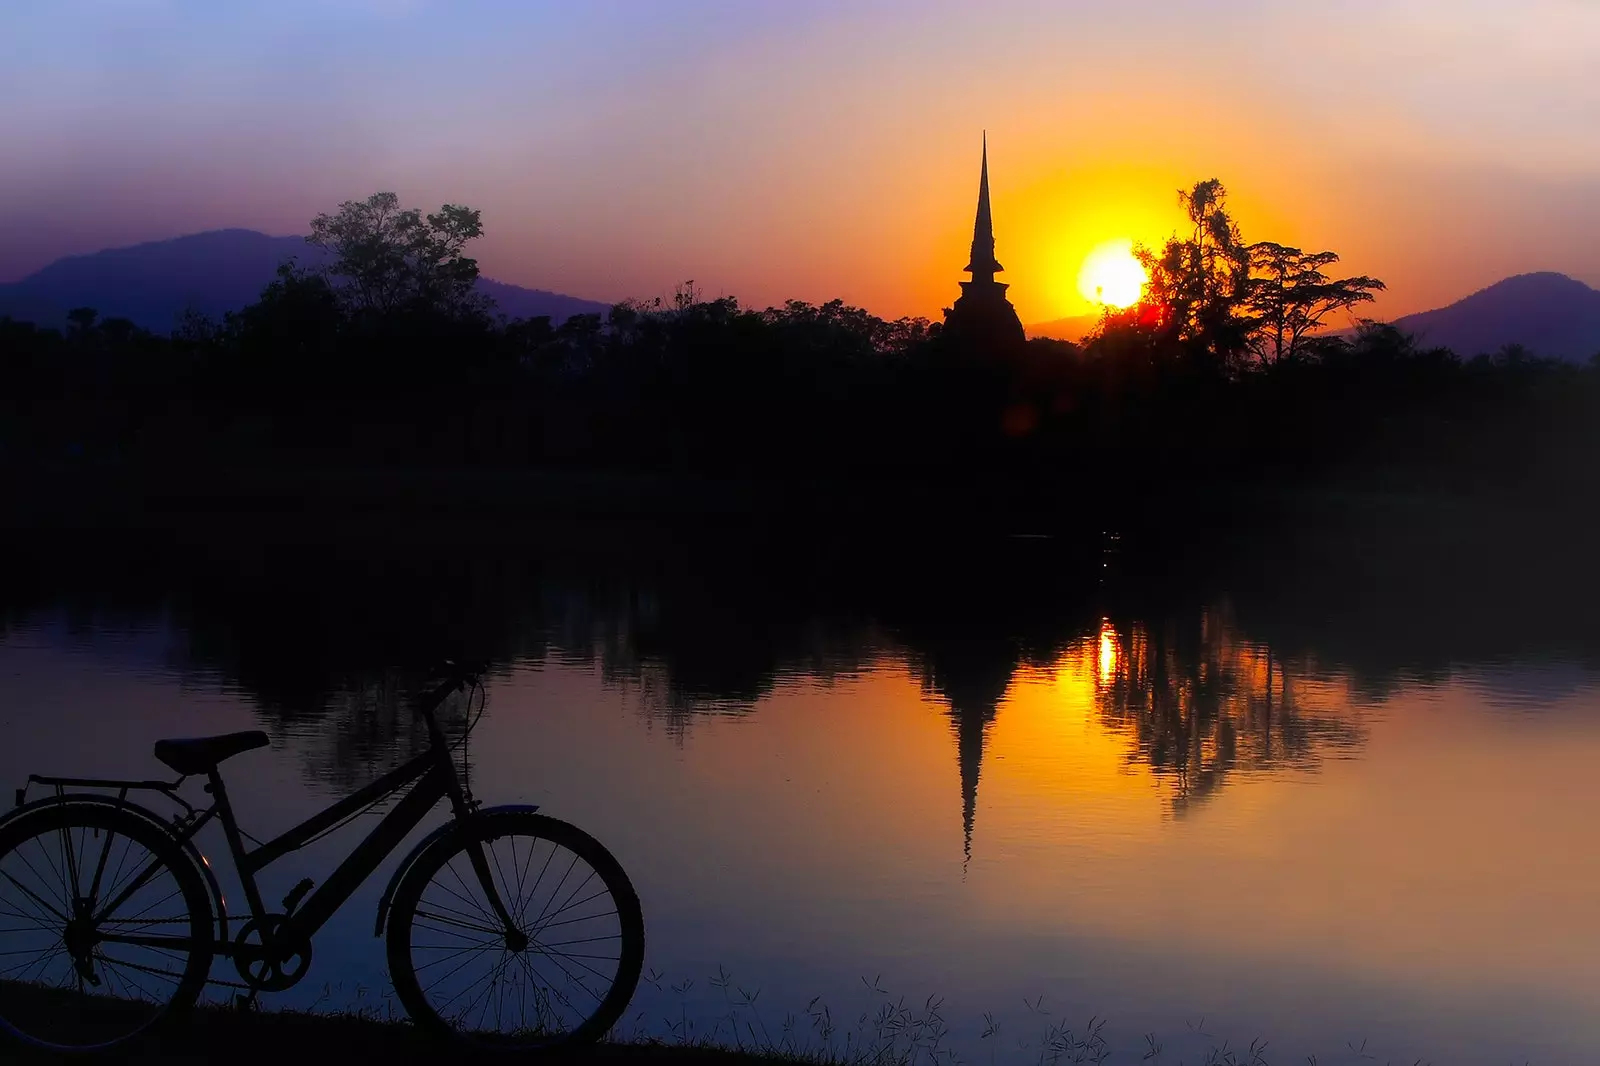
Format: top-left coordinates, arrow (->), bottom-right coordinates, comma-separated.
228,262 -> 342,358
65,307 -> 99,336
1134,179 -> 1254,371
307,192 -> 490,321
1246,243 -> 1384,364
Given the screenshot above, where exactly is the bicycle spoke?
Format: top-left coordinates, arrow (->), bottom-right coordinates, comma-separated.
414,915 -> 503,939
439,861 -> 497,924
92,857 -> 157,923
532,868 -> 597,933
6,943 -> 64,981
60,826 -> 84,903
94,953 -> 162,1001
540,932 -> 622,949
3,864 -> 67,922
422,942 -> 500,997
517,842 -> 558,925
469,952 -> 512,1030
414,942 -> 497,972
524,852 -> 578,932
413,904 -> 503,936
535,907 -> 620,933
94,855 -> 173,925
433,948 -> 506,1017
100,833 -> 138,907
27,835 -> 70,914
0,903 -> 55,924
531,941 -> 615,986
512,834 -> 536,912
522,931 -> 609,1001
515,948 -> 596,1011
531,883 -> 612,934
88,826 -> 119,901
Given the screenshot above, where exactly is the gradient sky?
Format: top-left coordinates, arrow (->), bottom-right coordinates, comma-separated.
4,0 -> 1599,323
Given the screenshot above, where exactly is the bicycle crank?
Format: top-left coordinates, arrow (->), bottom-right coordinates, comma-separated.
232,914 -> 313,992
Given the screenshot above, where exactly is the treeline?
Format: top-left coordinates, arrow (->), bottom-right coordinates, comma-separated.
1,188 -> 1596,513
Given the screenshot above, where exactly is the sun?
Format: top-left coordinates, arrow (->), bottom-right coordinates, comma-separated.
1077,239 -> 1148,310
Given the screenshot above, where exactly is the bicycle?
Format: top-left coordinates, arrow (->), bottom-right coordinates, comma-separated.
0,662 -> 645,1054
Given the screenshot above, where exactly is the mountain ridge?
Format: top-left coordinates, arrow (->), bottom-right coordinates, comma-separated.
0,229 -> 611,331
1389,271 -> 1600,362
1025,272 -> 1600,362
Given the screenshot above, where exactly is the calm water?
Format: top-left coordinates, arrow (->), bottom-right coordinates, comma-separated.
2,514 -> 1598,1064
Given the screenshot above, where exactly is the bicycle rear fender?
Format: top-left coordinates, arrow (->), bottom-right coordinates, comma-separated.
372,803 -> 540,936
0,792 -> 230,945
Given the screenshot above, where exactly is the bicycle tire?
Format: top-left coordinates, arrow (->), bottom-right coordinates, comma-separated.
386,810 -> 644,1050
0,802 -> 214,1052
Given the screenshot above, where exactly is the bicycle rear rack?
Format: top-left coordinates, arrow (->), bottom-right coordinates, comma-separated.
15,773 -> 194,816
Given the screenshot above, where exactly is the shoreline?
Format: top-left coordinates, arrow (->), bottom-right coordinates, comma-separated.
2,1003 -> 802,1066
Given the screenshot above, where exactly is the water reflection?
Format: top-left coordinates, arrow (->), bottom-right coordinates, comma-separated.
1095,610 -> 1365,815
3,517 -> 1597,811
4,513 -> 1600,1064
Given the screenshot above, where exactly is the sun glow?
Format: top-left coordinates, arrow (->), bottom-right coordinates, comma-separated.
1077,240 -> 1147,309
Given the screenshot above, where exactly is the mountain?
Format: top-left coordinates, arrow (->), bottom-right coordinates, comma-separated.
0,229 -> 611,332
1389,272 -> 1600,362
1027,274 -> 1600,361
1025,312 -> 1101,342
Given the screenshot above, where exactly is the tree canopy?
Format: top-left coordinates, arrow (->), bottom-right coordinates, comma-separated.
1113,180 -> 1386,373
307,192 -> 489,321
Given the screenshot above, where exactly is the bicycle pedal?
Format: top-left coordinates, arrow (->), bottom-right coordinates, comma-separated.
282,878 -> 314,914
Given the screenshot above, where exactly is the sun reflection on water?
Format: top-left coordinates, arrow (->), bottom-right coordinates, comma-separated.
1097,619 -> 1118,687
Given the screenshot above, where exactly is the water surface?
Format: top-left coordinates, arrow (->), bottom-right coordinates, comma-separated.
2,516 -> 1597,1064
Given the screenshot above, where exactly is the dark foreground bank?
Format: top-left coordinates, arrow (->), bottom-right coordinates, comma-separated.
5,1005 -> 798,1066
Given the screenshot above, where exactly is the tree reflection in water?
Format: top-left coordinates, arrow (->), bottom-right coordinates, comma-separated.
3,511 -> 1595,841
1093,609 -> 1365,816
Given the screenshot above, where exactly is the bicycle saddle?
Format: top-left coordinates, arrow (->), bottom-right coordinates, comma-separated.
153,731 -> 270,775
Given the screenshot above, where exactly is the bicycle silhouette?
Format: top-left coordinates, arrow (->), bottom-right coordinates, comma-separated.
0,662 -> 645,1053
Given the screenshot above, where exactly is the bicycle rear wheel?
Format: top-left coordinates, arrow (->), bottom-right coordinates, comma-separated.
0,803 -> 213,1051
387,811 -> 644,1050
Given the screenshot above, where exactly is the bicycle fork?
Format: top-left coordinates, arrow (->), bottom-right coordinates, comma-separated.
460,832 -> 529,951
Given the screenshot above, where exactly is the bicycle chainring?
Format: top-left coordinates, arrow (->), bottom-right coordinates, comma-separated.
232,914 -> 313,992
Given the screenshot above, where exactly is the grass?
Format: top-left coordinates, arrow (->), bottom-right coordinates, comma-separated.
1,969 -> 1450,1066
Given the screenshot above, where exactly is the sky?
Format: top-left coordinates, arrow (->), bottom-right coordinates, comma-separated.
3,0 -> 1599,323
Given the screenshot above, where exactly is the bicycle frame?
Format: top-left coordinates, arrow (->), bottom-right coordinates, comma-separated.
19,674 -> 511,963
208,746 -> 452,952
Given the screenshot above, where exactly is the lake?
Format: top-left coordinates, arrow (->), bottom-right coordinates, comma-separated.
2,505 -> 1597,1064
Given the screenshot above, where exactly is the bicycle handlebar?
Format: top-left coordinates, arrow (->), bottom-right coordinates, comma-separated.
416,660 -> 488,722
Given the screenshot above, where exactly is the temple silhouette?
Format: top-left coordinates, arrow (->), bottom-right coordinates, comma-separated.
940,133 -> 1027,351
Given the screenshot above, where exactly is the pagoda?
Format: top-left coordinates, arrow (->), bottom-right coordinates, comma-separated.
940,134 -> 1027,350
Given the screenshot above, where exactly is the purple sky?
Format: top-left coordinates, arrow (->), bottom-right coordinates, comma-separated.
4,0 -> 1599,321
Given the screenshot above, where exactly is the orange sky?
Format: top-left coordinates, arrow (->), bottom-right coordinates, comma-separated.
4,2 -> 1599,324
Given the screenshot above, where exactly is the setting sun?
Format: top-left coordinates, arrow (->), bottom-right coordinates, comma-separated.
1077,240 -> 1148,309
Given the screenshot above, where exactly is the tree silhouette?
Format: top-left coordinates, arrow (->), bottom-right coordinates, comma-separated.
1246,243 -> 1385,364
1133,179 -> 1253,371
307,192 -> 489,320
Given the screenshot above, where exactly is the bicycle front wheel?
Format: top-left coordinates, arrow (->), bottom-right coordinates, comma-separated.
387,811 -> 644,1050
0,803 -> 214,1052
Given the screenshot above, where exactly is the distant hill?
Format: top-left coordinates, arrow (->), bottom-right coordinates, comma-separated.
1025,312 -> 1101,342
1026,274 -> 1600,361
0,229 -> 611,332
1389,272 -> 1600,362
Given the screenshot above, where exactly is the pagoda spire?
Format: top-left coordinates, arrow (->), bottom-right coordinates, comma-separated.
964,131 -> 1003,283
942,131 -> 1026,350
